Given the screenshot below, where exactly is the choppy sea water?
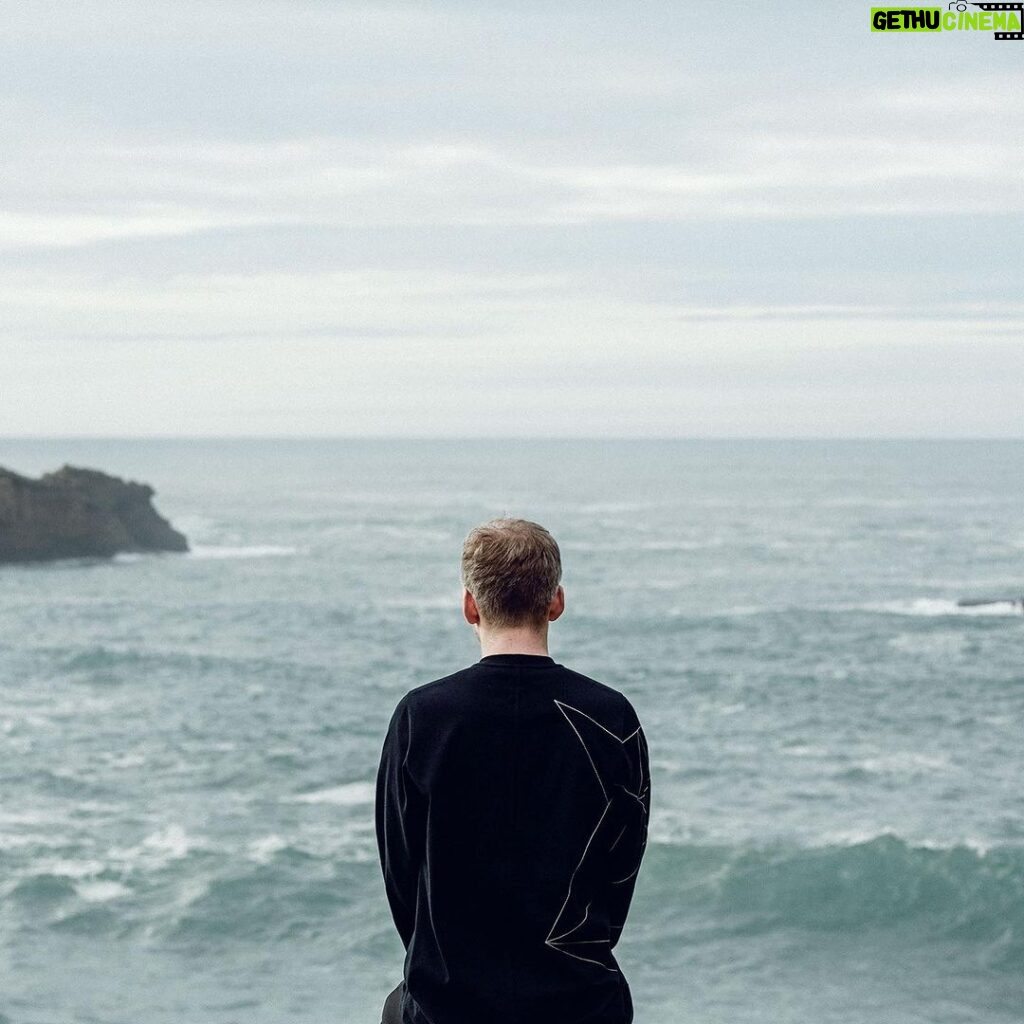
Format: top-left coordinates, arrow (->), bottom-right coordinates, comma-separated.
1,438 -> 1022,1024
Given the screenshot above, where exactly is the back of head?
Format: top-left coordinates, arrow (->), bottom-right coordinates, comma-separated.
461,518 -> 562,629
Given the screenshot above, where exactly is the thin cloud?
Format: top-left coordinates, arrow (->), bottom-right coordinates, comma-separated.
1,1 -> 1020,436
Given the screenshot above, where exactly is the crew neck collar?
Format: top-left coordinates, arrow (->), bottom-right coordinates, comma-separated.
478,653 -> 556,667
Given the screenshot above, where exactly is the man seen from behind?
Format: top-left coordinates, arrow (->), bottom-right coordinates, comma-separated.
375,517 -> 651,1024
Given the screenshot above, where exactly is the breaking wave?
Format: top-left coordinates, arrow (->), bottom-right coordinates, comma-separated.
642,831 -> 1024,969
860,598 -> 1023,618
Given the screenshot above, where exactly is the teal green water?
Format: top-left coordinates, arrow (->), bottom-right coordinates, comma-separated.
1,439 -> 1022,1023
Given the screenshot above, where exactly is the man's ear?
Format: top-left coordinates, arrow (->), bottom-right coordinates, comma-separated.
548,584 -> 565,622
463,588 -> 481,625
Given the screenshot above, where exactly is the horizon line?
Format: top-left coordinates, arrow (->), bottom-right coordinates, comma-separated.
1,435 -> 1023,443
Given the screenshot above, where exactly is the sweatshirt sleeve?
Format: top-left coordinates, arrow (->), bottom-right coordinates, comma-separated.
606,716 -> 650,950
375,698 -> 425,950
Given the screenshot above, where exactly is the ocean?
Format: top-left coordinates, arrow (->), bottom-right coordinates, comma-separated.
1,438 -> 1022,1024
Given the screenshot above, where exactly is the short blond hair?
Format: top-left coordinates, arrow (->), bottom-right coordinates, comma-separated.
461,518 -> 562,628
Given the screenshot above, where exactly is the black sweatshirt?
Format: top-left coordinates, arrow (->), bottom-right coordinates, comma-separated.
375,653 -> 651,1024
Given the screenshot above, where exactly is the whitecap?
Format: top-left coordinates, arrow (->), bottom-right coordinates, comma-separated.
717,702 -> 746,716
247,834 -> 291,863
0,832 -> 60,851
858,751 -> 951,774
101,752 -> 148,769
815,828 -> 996,856
815,826 -> 904,846
914,835 -> 995,856
186,544 -> 300,560
108,823 -> 198,871
34,858 -> 106,879
780,744 -> 829,758
76,879 -> 130,902
283,781 -> 374,806
141,823 -> 193,857
0,808 -> 66,827
862,598 -> 1023,617
639,539 -> 718,551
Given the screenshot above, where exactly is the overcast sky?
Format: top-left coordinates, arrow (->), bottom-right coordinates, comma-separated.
2,0 -> 1021,437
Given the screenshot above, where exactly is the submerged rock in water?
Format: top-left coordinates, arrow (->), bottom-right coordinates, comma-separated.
0,464 -> 188,563
956,596 -> 1024,609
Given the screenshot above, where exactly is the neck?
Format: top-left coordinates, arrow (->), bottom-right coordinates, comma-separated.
477,624 -> 550,657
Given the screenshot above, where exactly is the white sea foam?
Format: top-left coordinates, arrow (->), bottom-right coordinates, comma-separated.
247,833 -> 291,863
863,598 -> 1023,617
76,879 -> 130,902
914,835 -> 996,856
283,781 -> 375,806
639,538 -> 723,551
815,826 -> 908,846
100,751 -> 148,769
0,831 -> 60,851
186,544 -> 300,560
266,745 -> 302,758
644,808 -> 709,846
360,524 -> 452,543
112,544 -> 301,562
33,857 -> 107,879
141,824 -> 194,858
717,702 -> 746,716
312,821 -> 379,864
982,714 -> 1014,727
816,827 -> 996,855
780,743 -> 830,758
107,823 -> 198,871
242,821 -> 379,864
0,808 -> 67,827
858,751 -> 951,774
906,577 -> 1024,588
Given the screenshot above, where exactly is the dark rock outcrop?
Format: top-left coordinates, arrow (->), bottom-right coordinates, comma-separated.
0,464 -> 188,563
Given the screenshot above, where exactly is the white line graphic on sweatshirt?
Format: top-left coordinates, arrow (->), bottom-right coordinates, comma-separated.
544,700 -> 649,971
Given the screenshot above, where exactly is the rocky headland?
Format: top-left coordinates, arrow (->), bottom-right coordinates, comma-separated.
0,464 -> 188,563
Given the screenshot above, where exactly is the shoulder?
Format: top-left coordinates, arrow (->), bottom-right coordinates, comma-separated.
556,663 -> 628,701
549,664 -> 644,735
392,664 -> 478,713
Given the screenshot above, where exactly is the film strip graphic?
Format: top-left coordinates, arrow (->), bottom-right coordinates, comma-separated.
966,1 -> 1024,38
